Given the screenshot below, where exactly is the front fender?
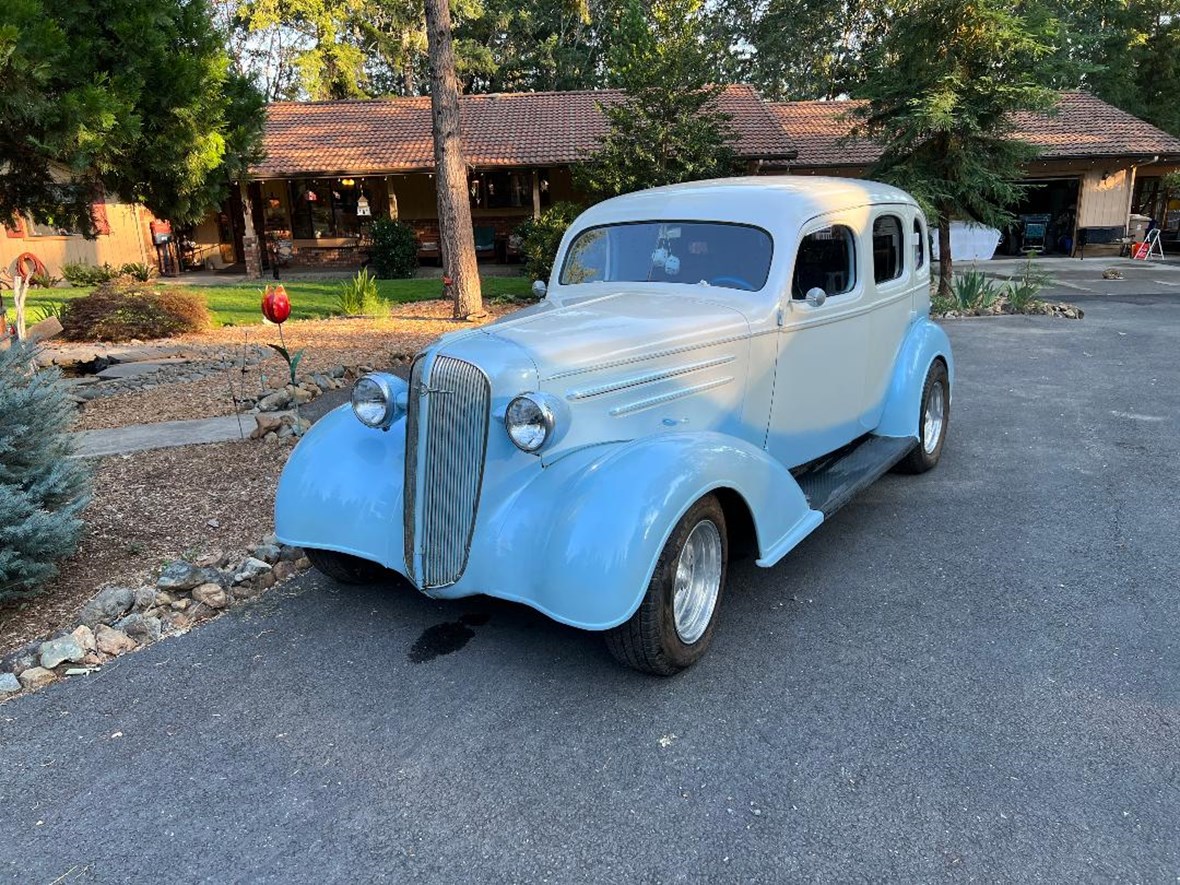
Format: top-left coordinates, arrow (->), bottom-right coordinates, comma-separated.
875,316 -> 954,438
467,433 -> 821,630
274,405 -> 407,573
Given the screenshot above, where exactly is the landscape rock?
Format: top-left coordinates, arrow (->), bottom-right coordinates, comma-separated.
191,582 -> 229,609
272,560 -> 296,583
233,557 -> 272,585
39,636 -> 85,670
170,598 -> 191,611
290,386 -> 314,405
295,556 -> 311,571
18,667 -> 56,690
279,545 -> 302,562
263,431 -> 279,443
0,672 -> 20,694
255,571 -> 276,592
95,625 -> 138,655
257,389 -> 292,412
252,543 -> 282,564
79,585 -> 135,628
251,414 -> 283,439
154,590 -> 176,607
114,613 -> 163,645
2,643 -> 41,676
133,586 -> 157,611
195,550 -> 230,569
71,625 -> 97,654
156,560 -> 207,591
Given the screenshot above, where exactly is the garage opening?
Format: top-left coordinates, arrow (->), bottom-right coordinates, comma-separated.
999,177 -> 1080,255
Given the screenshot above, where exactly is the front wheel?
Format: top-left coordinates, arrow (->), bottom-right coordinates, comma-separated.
896,359 -> 950,474
605,494 -> 728,676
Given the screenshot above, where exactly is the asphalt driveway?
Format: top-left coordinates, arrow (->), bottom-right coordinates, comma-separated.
3,292 -> 1179,882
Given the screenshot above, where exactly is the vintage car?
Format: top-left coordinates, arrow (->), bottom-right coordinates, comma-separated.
275,177 -> 953,675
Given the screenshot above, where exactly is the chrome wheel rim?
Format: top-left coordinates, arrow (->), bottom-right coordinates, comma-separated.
923,381 -> 946,454
672,520 -> 723,645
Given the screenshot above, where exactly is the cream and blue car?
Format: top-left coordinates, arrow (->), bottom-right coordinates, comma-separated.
275,177 -> 953,675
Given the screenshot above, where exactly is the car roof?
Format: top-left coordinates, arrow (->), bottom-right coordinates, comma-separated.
573,176 -> 919,234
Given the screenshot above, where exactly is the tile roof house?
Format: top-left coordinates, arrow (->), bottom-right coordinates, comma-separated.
769,92 -> 1180,169
181,87 -> 1179,275
254,85 -> 797,177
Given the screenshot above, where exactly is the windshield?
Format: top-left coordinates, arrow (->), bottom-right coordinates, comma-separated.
559,221 -> 773,292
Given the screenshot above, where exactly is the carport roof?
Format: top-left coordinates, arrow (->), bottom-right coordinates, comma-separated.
770,92 -> 1180,168
251,85 -> 797,177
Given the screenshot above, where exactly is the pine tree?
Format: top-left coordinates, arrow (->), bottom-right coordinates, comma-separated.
0,343 -> 91,602
574,0 -> 736,201
853,0 -> 1058,299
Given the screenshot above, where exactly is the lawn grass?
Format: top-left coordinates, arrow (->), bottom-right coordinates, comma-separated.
18,275 -> 532,328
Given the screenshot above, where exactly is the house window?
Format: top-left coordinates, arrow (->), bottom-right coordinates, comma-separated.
792,224 -> 856,299
873,215 -> 904,283
26,216 -> 83,237
913,218 -> 926,269
289,178 -> 379,238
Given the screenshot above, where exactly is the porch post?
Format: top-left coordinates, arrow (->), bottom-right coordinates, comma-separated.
531,170 -> 541,219
239,181 -> 262,279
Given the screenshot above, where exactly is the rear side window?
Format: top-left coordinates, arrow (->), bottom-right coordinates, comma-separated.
913,218 -> 925,269
792,225 -> 856,300
873,215 -> 904,283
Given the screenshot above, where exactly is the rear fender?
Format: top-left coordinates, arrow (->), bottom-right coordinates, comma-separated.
875,317 -> 954,438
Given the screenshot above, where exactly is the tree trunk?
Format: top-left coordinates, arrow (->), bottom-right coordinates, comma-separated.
424,0 -> 483,319
937,207 -> 953,301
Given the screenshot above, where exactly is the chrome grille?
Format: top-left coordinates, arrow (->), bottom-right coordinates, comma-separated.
403,355 -> 490,587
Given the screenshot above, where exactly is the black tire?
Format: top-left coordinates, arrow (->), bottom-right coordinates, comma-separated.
305,548 -> 390,584
896,359 -> 950,474
605,494 -> 728,676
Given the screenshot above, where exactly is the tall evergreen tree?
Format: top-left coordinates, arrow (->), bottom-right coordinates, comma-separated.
575,0 -> 736,200
0,0 -> 263,232
853,0 -> 1058,298
0,343 -> 91,602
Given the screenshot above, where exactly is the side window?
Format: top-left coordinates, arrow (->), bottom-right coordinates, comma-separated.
913,218 -> 925,270
872,215 -> 904,284
792,224 -> 856,300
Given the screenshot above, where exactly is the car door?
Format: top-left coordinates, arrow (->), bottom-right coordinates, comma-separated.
861,208 -> 923,428
765,211 -> 873,469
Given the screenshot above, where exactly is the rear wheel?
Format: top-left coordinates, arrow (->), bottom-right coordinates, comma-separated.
305,548 -> 390,584
605,494 -> 728,676
896,359 -> 950,474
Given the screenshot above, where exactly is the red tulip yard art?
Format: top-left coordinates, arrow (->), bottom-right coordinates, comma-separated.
261,284 -> 306,435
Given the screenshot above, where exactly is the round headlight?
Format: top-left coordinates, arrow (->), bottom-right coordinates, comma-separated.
505,393 -> 556,453
351,373 -> 405,430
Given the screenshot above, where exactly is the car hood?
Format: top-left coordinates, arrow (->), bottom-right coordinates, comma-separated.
481,288 -> 751,381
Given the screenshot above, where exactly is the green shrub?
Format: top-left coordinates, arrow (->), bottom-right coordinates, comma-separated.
60,279 -> 211,341
335,268 -> 384,316
61,261 -> 118,286
1005,254 -> 1052,311
516,202 -> 582,285
368,219 -> 418,279
118,262 -> 157,282
30,301 -> 65,324
952,266 -> 1002,311
29,271 -> 63,288
0,341 -> 92,601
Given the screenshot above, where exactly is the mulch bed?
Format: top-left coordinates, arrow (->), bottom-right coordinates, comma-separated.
72,299 -> 519,430
0,439 -> 286,656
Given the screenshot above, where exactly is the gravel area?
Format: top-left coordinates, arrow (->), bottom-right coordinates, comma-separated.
70,299 -> 519,429
0,439 -> 287,655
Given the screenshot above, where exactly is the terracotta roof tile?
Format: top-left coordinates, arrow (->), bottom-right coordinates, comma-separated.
253,85 -> 796,177
770,92 -> 1180,168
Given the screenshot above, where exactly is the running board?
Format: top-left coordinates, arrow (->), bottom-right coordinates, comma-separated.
794,436 -> 917,518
